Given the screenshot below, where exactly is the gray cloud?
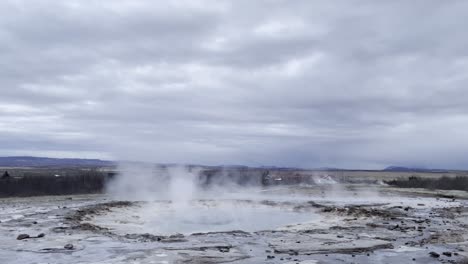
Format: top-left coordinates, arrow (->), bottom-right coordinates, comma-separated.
1,0 -> 468,169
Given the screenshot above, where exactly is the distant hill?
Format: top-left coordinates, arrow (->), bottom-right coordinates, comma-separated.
383,166 -> 449,173
0,156 -> 115,167
0,157 -> 458,172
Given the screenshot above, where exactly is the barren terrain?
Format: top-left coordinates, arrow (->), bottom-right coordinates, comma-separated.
1,182 -> 467,264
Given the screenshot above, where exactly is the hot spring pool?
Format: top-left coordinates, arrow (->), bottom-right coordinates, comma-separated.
87,199 -> 318,235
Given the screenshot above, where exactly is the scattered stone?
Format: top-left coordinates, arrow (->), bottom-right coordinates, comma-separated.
442,252 -> 452,257
17,234 -> 30,240
37,233 -> 45,238
429,252 -> 440,258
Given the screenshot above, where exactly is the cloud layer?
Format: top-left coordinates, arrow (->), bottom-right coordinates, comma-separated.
1,0 -> 468,169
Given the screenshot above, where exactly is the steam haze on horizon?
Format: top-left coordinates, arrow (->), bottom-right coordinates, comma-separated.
1,0 -> 468,169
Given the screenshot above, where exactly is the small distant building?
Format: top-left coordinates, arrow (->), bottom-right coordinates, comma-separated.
2,171 -> 10,179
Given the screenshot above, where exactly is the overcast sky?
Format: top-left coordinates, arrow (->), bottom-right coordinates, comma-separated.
1,0 -> 467,169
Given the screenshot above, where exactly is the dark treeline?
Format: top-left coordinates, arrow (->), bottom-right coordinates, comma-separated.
0,170 -> 112,197
199,168 -> 266,186
0,167 -> 318,197
386,175 -> 468,191
198,168 -> 318,187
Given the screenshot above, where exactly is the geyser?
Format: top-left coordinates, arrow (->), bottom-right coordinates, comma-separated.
103,165 -> 324,235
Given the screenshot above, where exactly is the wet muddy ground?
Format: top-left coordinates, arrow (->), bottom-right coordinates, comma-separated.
1,185 -> 468,264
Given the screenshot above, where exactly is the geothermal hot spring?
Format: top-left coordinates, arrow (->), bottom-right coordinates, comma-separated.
98,166 -> 324,235
88,198 -> 318,235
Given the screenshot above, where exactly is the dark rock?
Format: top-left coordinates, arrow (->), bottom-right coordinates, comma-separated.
405,241 -> 418,246
52,226 -> 69,233
64,244 -> 74,250
75,223 -> 108,232
219,247 -> 230,253
442,252 -> 452,257
124,233 -> 163,242
37,233 -> 45,238
191,230 -> 251,237
17,234 -> 30,240
429,251 -> 440,258
160,233 -> 187,243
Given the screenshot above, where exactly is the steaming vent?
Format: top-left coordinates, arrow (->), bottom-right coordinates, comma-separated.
99,164 -> 329,235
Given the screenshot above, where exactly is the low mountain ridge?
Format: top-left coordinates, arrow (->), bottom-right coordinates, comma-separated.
0,156 -> 114,167
383,166 -> 448,173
